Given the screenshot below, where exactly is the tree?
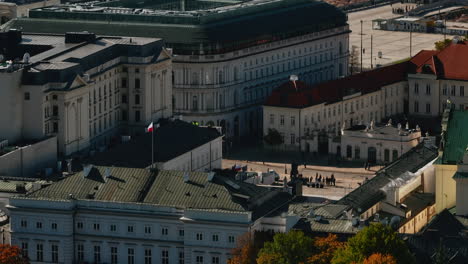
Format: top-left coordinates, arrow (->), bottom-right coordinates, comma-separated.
331,223 -> 415,264
264,128 -> 283,146
0,244 -> 29,264
434,39 -> 452,51
257,230 -> 314,264
363,253 -> 397,264
228,231 -> 275,264
308,234 -> 344,264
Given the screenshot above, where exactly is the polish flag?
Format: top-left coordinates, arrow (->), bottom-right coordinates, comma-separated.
147,122 -> 154,133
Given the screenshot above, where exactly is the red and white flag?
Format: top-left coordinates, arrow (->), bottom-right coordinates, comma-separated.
147,122 -> 154,133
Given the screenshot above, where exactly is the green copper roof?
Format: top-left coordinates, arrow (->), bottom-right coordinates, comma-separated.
442,110 -> 468,164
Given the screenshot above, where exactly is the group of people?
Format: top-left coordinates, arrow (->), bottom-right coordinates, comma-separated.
306,173 -> 336,187
392,5 -> 414,14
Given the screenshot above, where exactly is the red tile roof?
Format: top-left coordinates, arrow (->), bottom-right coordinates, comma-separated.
265,41 -> 468,109
414,41 -> 468,80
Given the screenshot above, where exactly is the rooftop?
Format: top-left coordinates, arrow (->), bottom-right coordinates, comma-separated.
25,166 -> 292,219
88,119 -> 222,167
1,0 -> 347,55
336,144 -> 438,213
440,110 -> 468,164
0,30 -> 165,85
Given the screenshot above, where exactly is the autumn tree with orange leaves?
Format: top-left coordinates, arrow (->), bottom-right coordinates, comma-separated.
307,234 -> 344,264
0,244 -> 29,264
228,231 -> 275,264
363,253 -> 397,264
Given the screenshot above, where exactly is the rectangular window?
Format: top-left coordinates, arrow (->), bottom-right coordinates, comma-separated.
94,223 -> 100,231
280,115 -> 284,126
443,84 -> 448,95
135,110 -> 141,122
20,219 -> 27,228
77,244 -> 84,262
77,222 -> 83,229
161,249 -> 169,264
196,233 -> 203,241
21,242 -> 28,257
291,116 -> 295,126
122,94 -> 128,103
414,101 -> 419,113
135,94 -> 140,105
212,234 -> 219,242
179,251 -> 185,264
111,247 -> 118,264
53,105 -> 59,116
36,244 -> 43,262
162,227 -> 168,236
461,86 -> 465,97
426,103 -> 431,114
451,85 -> 456,96
36,222 -> 42,229
179,229 -> 185,237
128,248 -> 135,264
127,225 -> 134,233
94,245 -> 101,263
110,224 -> 117,232
269,114 -> 274,124
121,78 -> 127,88
51,222 -> 57,230
228,235 -> 235,243
24,92 -> 30,100
212,256 -> 220,264
414,83 -> 419,94
426,84 -> 431,95
135,78 -> 141,89
51,244 -> 58,263
145,225 -> 152,234
196,256 -> 204,264
290,134 -> 295,145
53,122 -> 58,133
145,249 -> 152,264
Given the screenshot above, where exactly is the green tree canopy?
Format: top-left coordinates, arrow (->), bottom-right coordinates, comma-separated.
264,128 -> 283,146
257,230 -> 315,264
331,223 -> 415,264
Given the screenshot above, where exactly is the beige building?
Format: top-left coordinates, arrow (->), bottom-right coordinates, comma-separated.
0,30 -> 172,157
434,104 -> 468,214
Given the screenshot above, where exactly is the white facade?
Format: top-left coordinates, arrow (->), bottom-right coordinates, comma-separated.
339,124 -> 421,163
157,135 -> 223,172
0,36 -> 173,157
173,26 -> 350,139
408,74 -> 468,116
263,81 -> 406,153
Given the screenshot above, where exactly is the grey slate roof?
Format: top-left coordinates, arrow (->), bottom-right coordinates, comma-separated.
88,119 -> 222,167
25,166 -> 292,220
336,144 -> 438,213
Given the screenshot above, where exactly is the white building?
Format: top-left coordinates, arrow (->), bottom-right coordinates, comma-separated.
338,122 -> 421,164
3,0 -> 350,139
89,119 -> 223,172
0,30 -> 172,157
408,39 -> 468,118
263,62 -> 408,154
8,166 -> 292,263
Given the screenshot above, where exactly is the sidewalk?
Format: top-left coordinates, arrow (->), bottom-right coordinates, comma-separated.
247,160 -> 377,175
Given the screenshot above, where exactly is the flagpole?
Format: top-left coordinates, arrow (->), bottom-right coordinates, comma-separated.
152,124 -> 154,170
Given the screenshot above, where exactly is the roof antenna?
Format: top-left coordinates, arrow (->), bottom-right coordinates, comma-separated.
290,75 -> 298,91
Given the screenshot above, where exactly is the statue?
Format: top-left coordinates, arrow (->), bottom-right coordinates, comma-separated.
387,118 -> 392,126
405,122 -> 409,130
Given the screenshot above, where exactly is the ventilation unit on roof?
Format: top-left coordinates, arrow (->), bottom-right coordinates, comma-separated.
183,172 -> 190,183
225,179 -> 240,190
104,167 -> 111,178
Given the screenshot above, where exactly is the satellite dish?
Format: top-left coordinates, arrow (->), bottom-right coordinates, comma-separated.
23,53 -> 30,63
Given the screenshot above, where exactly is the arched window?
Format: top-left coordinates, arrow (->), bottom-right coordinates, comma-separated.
346,145 -> 352,159
384,149 -> 390,163
392,149 -> 398,161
